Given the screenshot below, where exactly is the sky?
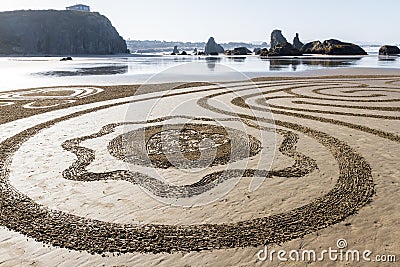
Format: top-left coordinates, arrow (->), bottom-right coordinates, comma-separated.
0,0 -> 399,44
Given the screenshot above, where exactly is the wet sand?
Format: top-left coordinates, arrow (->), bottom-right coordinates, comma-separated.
0,70 -> 399,266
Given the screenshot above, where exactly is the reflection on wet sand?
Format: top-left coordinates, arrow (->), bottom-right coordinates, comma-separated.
378,56 -> 399,62
35,64 -> 129,77
265,57 -> 362,71
26,55 -> 398,79
204,57 -> 221,71
227,57 -> 246,62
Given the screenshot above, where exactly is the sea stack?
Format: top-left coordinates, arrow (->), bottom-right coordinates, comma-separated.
172,45 -> 179,54
258,48 -> 269,56
268,42 -> 302,56
379,45 -> 400,55
270,30 -> 287,48
204,37 -> 224,55
293,33 -> 304,50
224,47 -> 252,55
265,30 -> 301,56
301,39 -> 367,55
0,10 -> 128,55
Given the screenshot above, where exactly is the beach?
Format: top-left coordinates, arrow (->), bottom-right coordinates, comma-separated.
0,68 -> 399,266
1,0 -> 399,265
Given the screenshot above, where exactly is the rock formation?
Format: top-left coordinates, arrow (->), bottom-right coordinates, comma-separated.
301,41 -> 324,54
379,45 -> 400,55
204,37 -> 224,55
293,33 -> 304,50
60,57 -> 73,61
0,10 -> 128,55
268,42 -> 302,56
172,46 -> 179,54
258,48 -> 269,56
270,30 -> 287,48
224,47 -> 251,55
301,39 -> 367,55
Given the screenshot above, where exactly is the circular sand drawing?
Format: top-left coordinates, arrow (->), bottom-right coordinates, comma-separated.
0,86 -> 103,109
2,64 -> 399,256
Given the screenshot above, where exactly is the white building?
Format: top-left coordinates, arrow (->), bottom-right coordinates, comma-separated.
66,4 -> 90,12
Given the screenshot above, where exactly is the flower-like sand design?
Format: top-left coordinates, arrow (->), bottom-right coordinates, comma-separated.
1,77 -> 399,257
109,123 -> 261,169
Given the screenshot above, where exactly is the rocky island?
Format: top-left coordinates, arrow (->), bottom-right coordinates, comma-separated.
0,10 -> 128,55
379,45 -> 400,55
301,39 -> 367,55
204,37 -> 224,55
259,30 -> 367,57
263,30 -> 302,56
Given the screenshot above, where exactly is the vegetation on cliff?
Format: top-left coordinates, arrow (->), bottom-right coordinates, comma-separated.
0,10 -> 128,55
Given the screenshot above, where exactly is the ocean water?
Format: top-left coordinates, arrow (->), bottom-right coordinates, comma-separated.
1,48 -> 399,91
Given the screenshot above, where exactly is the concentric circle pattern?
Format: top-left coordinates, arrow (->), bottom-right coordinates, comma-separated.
0,76 -> 399,261
0,86 -> 103,109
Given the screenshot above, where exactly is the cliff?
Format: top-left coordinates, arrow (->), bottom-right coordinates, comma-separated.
0,10 -> 128,55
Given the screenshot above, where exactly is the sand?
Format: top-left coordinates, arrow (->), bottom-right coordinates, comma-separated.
0,70 -> 399,266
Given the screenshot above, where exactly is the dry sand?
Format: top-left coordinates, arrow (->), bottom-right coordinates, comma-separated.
0,69 -> 399,266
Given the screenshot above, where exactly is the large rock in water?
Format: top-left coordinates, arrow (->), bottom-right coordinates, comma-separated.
204,37 -> 224,55
224,47 -> 251,55
301,39 -> 367,55
268,42 -> 302,56
172,45 -> 179,54
0,10 -> 128,55
301,41 -> 325,54
293,33 -> 304,50
270,30 -> 287,48
259,48 -> 269,56
379,45 -> 400,55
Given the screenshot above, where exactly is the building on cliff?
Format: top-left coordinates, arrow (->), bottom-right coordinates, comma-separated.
0,10 -> 128,55
66,4 -> 90,12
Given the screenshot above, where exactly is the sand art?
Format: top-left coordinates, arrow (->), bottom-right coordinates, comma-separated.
0,76 -> 398,265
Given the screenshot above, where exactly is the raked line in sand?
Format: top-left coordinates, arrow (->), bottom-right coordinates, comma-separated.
0,76 -> 398,265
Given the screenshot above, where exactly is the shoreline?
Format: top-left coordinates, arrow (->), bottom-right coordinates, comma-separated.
0,67 -> 399,93
0,68 -> 399,128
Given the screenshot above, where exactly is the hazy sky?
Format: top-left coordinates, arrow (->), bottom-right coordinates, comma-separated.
0,0 -> 399,44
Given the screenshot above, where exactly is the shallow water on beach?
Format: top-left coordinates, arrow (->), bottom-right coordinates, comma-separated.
1,51 -> 399,91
